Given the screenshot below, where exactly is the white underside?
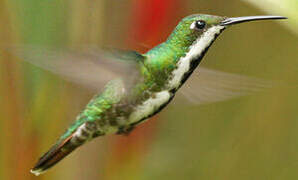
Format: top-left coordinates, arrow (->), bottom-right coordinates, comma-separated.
74,119 -> 118,137
129,91 -> 171,124
72,91 -> 171,137
168,25 -> 225,89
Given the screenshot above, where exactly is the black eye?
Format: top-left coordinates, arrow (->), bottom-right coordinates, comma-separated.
195,20 -> 206,29
190,20 -> 206,30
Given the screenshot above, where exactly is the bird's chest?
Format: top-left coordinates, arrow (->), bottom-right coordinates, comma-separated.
166,52 -> 200,91
128,90 -> 173,124
112,89 -> 173,135
111,53 -> 198,133
124,55 -> 198,125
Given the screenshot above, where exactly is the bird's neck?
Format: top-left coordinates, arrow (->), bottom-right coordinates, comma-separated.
144,25 -> 225,90
145,31 -> 196,69
143,34 -> 195,87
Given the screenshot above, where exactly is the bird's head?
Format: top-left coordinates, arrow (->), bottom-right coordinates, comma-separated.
167,14 -> 286,53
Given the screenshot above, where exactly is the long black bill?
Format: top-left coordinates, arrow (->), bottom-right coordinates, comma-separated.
221,15 -> 287,26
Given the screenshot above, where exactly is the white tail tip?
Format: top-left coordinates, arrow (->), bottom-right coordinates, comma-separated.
30,168 -> 46,176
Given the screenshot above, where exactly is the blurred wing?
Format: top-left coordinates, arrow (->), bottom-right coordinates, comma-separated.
177,67 -> 273,105
4,45 -> 144,91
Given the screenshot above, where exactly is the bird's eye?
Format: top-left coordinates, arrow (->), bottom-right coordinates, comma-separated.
190,20 -> 206,30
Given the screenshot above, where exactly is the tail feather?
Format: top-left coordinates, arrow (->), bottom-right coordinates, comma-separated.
30,134 -> 78,176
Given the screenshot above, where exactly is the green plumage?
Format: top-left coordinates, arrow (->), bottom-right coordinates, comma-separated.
29,14 -> 286,175
61,79 -> 125,139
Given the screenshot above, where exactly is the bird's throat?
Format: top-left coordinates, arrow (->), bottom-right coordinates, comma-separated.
167,25 -> 225,90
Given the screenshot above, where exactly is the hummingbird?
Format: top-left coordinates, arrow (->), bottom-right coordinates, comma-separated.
11,14 -> 286,175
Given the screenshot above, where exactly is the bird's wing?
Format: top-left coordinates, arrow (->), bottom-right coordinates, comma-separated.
4,45 -> 144,91
3,45 -> 274,105
176,67 -> 273,105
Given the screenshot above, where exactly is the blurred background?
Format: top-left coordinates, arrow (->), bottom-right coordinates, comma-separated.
0,0 -> 297,179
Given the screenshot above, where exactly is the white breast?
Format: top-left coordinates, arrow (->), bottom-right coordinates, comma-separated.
129,90 -> 171,124
168,25 -> 225,89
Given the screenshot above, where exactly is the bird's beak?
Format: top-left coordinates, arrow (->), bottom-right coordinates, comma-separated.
220,15 -> 287,26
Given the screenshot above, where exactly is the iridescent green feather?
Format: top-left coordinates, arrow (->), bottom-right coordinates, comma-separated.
60,79 -> 125,140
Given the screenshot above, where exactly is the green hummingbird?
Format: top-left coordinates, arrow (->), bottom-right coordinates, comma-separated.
11,14 -> 286,175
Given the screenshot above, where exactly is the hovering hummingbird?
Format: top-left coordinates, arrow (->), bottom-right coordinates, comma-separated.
12,14 -> 286,175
